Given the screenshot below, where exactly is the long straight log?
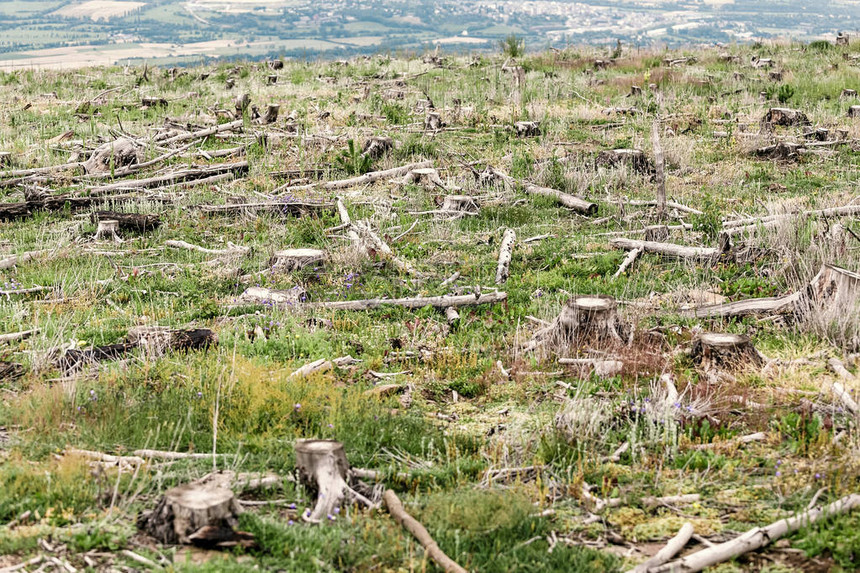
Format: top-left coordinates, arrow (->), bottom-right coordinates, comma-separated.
489,169 -> 597,214
627,522 -> 694,573
383,490 -> 467,573
89,162 -> 248,195
723,203 -> 860,236
158,119 -> 244,146
610,238 -> 718,261
0,250 -> 45,270
495,228 -> 516,284
196,200 -> 333,216
629,200 -> 703,215
274,161 -> 433,194
652,494 -> 860,573
681,293 -> 800,319
305,292 -> 507,311
165,240 -> 250,256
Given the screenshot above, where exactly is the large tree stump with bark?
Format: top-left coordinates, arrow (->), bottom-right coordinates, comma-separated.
234,93 -> 251,117
424,112 -> 443,131
269,248 -> 326,272
441,195 -> 479,214
528,295 -> 628,354
256,104 -> 279,125
762,108 -> 810,127
362,136 -> 393,159
295,440 -> 350,522
138,483 -> 243,545
691,333 -> 764,374
406,168 -> 445,191
515,121 -> 541,138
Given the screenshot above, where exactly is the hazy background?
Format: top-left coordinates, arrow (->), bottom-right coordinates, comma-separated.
2,0 -> 859,69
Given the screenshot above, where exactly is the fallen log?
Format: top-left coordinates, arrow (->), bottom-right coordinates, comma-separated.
91,211 -> 161,232
273,160 -> 433,194
495,228 -> 516,285
627,522 -> 694,573
0,329 -> 39,344
165,240 -> 250,256
0,250 -> 45,270
383,490 -> 467,573
651,494 -> 860,573
613,247 -> 642,279
610,237 -> 718,261
89,161 -> 248,195
159,118 -> 244,146
196,200 -> 333,216
629,200 -> 703,216
306,291 -> 507,311
485,168 -> 597,215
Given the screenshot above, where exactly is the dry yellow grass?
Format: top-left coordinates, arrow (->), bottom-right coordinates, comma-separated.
53,0 -> 146,21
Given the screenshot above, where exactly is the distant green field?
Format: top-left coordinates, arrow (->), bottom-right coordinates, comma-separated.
0,1 -> 64,17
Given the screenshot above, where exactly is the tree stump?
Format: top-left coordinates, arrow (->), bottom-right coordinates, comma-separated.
234,93 -> 251,117
138,483 -> 243,545
515,121 -> 541,138
556,295 -> 625,344
268,60 -> 284,70
849,106 -> 860,118
0,151 -> 11,166
803,127 -> 829,141
762,108 -> 810,127
644,225 -> 669,243
269,248 -> 326,272
95,219 -> 121,242
691,333 -> 764,373
424,112 -> 442,131
629,85 -> 642,97
441,195 -> 479,214
842,89 -> 857,98
256,104 -> 279,125
361,136 -> 393,159
225,78 -> 235,90
406,168 -> 444,190
266,75 -> 278,85
295,440 -> 350,523
837,33 -> 850,46
768,71 -> 783,82
596,149 -> 654,175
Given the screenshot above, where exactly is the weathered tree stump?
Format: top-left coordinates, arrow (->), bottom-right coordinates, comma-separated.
629,85 -> 642,97
515,121 -> 541,138
691,333 -> 764,373
0,151 -> 11,166
225,78 -> 235,90
234,93 -> 251,117
268,60 -> 284,70
762,108 -> 810,127
406,168 -> 444,190
295,440 -> 350,522
441,195 -> 479,214
83,138 -> 142,174
269,248 -> 326,271
596,149 -> 654,175
138,483 -> 243,545
751,56 -> 773,68
842,89 -> 857,98
126,327 -> 216,355
848,106 -> 860,118
256,104 -> 279,125
754,141 -> 802,161
768,71 -> 783,82
556,296 -> 626,344
837,33 -> 850,46
424,112 -> 442,131
361,136 -> 393,159
92,211 -> 161,232
266,75 -> 278,85
95,219 -> 121,242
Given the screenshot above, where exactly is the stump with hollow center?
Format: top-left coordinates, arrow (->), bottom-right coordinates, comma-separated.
691,332 -> 764,373
295,439 -> 350,522
139,483 -> 242,545
270,248 -> 326,272
95,219 -> 120,242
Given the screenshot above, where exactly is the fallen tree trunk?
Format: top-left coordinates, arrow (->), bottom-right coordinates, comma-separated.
0,250 -> 45,270
306,291 -> 507,311
196,200 -> 333,216
273,160 -> 433,194
166,240 -> 250,256
627,522 -> 694,573
383,490 -> 467,573
89,161 -> 248,195
92,211 -> 161,232
486,168 -> 597,215
610,238 -> 718,261
651,494 -> 860,573
495,228 -> 516,285
159,119 -> 244,146
613,247 -> 642,278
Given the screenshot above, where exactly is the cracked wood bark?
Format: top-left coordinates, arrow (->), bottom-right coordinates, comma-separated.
383,490 -> 467,573
610,238 -> 718,261
651,494 -> 860,573
295,440 -> 350,523
495,228 -> 516,285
